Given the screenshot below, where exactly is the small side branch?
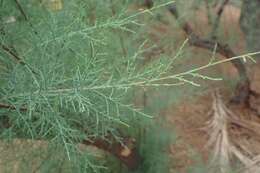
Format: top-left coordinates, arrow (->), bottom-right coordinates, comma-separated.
83,137 -> 141,170
14,0 -> 28,21
0,43 -> 37,74
167,4 -> 250,105
167,4 -> 246,78
13,0 -> 38,35
0,103 -> 27,111
211,0 -> 230,39
1,43 -> 26,65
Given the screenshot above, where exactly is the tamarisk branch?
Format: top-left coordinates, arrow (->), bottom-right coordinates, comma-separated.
167,4 -> 252,105
0,103 -> 141,170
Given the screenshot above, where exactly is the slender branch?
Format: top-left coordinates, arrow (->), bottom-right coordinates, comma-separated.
168,4 -> 246,78
167,4 -> 251,105
0,100 -> 142,170
0,111 -> 141,170
14,0 -> 28,21
0,103 -> 27,111
1,51 -> 259,103
13,0 -> 39,35
83,137 -> 141,170
0,43 -> 26,65
211,0 -> 230,39
204,0 -> 212,25
0,43 -> 37,74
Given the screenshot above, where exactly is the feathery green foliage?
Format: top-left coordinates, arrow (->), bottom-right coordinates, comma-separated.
0,0 -> 177,172
0,0 -> 258,172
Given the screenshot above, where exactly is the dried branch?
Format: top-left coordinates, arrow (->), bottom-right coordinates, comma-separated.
206,91 -> 231,172
206,91 -> 260,172
167,4 -> 251,105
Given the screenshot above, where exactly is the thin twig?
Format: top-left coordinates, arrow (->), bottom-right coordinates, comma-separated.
13,0 -> 39,35
0,43 -> 37,74
1,51 -> 259,102
0,103 -> 27,111
14,0 -> 28,21
168,4 -> 245,78
211,0 -> 230,40
167,4 -> 252,105
1,43 -> 25,65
